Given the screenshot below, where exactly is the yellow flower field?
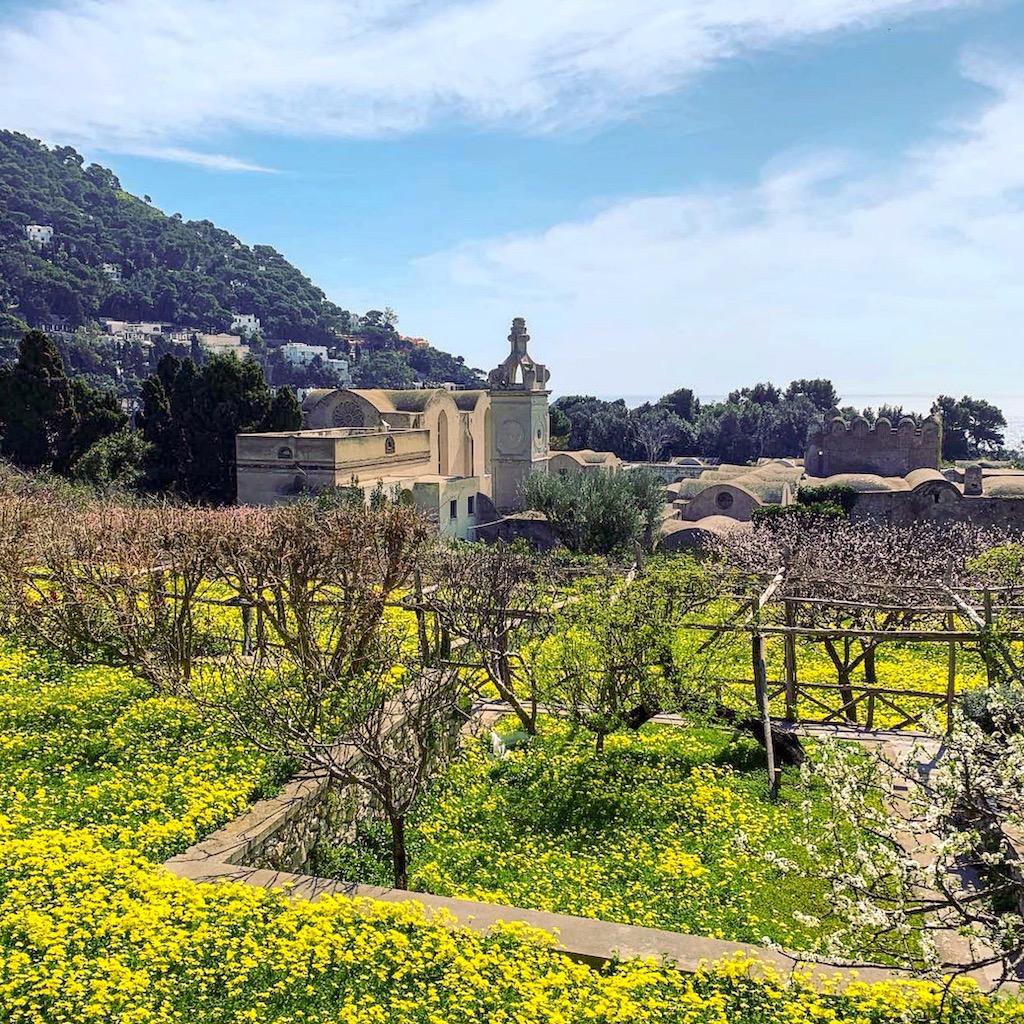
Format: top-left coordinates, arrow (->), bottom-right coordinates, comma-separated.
0,640 -> 1021,1022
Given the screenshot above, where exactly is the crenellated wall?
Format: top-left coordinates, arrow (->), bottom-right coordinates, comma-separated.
805,416 -> 942,477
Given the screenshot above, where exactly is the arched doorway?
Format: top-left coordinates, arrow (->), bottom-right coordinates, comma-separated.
437,410 -> 450,475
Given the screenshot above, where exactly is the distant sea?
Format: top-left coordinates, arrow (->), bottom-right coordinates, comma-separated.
593,393 -> 1024,451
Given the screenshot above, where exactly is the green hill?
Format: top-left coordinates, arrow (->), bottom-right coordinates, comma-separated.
0,130 -> 353,341
0,131 -> 485,390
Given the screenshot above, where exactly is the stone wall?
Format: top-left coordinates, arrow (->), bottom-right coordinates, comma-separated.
852,491 -> 1024,531
805,416 -> 941,477
243,776 -> 370,874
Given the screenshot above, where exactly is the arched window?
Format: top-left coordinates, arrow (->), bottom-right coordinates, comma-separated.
385,436 -> 396,454
277,446 -> 293,460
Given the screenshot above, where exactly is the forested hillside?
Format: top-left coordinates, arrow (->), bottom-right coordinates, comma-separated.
0,131 -> 351,341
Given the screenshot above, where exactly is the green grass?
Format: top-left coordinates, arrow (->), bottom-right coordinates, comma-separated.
317,716 -> 864,957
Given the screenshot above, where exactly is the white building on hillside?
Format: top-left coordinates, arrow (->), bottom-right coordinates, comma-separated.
281,342 -> 351,383
200,333 -> 250,359
231,313 -> 261,335
25,225 -> 54,246
101,263 -> 122,283
281,342 -> 328,365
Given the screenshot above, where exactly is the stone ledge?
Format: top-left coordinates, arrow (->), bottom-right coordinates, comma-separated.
164,709 -> 1019,993
166,770 -> 333,868
162,856 -> 907,987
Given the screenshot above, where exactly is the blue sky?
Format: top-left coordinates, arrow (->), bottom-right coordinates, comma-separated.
2,0 -> 1024,400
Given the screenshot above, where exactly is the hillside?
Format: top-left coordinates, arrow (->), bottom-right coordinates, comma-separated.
0,131 -> 485,389
0,131 -> 355,341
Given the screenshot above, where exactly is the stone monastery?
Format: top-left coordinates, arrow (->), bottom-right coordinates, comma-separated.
236,318 -> 613,538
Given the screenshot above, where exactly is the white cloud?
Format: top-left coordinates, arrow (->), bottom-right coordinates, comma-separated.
127,147 -> 277,173
0,0 -> 981,166
401,59 -> 1024,399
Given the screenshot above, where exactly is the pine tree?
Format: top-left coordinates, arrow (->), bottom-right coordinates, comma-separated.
0,330 -> 77,469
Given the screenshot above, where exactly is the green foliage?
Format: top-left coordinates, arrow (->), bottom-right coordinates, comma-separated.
629,404 -> 691,462
522,468 -> 665,555
554,378 -> 837,464
0,131 -> 353,341
320,718 -> 838,952
0,330 -> 125,473
796,483 -> 858,514
932,395 -> 1004,460
404,345 -> 485,388
966,543 -> 1024,586
137,352 -> 295,502
784,378 -> 839,412
70,429 -> 152,492
750,502 -> 846,526
0,312 -> 29,337
657,386 -> 700,423
352,349 -> 418,389
548,404 -> 571,448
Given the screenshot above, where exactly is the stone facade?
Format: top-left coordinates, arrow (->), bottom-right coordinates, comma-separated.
805,415 -> 942,477
487,318 -> 551,512
244,776 -> 368,874
237,317 -> 566,523
548,450 -> 621,476
678,482 -> 762,523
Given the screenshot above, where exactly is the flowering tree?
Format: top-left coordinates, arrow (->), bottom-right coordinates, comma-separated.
804,704 -> 1024,982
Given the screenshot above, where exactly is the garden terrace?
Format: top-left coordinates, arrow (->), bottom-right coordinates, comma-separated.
4,486 -> 1024,1018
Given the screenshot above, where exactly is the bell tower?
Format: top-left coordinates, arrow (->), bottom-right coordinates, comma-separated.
487,317 -> 550,512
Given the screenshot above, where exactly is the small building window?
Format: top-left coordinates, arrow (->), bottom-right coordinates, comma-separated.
449,499 -> 458,520
467,496 -> 475,515
277,446 -> 293,460
384,436 -> 396,454
716,491 -> 734,511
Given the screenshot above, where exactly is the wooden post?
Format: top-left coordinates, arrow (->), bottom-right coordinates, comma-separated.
752,628 -> 780,801
414,569 -> 430,665
863,644 -> 877,728
946,608 -> 957,735
240,601 -> 252,656
783,598 -> 798,722
983,587 -> 997,687
255,602 -> 266,656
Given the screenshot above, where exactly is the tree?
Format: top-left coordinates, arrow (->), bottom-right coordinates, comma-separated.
549,396 -> 631,456
536,567 -> 699,752
806,706 -> 1024,980
784,378 -> 840,413
137,353 -> 293,503
657,387 -> 700,423
71,429 -> 152,492
264,386 -> 303,432
728,382 -> 781,406
334,661 -> 460,889
181,499 -> 434,889
0,330 -> 123,474
426,542 -> 560,735
0,330 -> 76,470
353,349 -> 417,389
629,405 -> 685,463
522,468 -> 665,555
65,378 -> 127,470
548,405 -> 571,449
931,395 -> 1005,461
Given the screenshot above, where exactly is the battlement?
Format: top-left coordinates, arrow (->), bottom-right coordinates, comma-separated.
805,415 -> 942,477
